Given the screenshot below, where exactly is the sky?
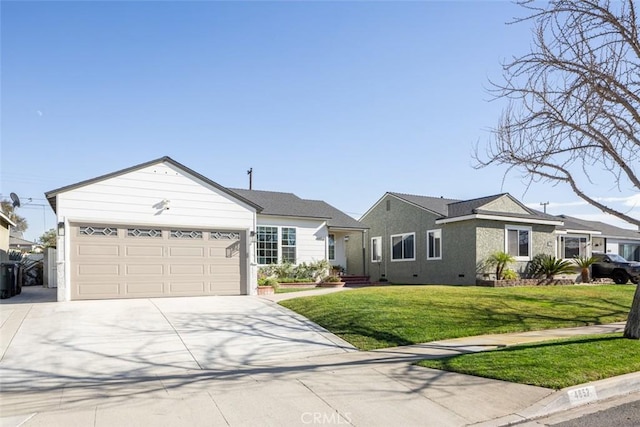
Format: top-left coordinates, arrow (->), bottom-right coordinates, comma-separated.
1,0 -> 638,242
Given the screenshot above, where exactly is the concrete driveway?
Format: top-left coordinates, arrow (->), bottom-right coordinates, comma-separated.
0,287 -> 577,427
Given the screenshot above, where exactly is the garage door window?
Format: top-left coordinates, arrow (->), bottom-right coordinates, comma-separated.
210,231 -> 241,240
79,226 -> 118,236
127,228 -> 162,238
170,230 -> 203,239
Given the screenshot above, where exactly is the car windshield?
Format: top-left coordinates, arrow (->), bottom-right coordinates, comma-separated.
607,253 -> 628,263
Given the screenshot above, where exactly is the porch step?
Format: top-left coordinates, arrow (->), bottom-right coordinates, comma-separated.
341,275 -> 371,286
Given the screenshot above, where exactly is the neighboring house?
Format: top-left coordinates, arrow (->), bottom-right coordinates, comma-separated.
9,231 -> 43,254
0,211 -> 17,261
357,192 -> 563,285
45,156 -> 365,302
554,215 -> 640,262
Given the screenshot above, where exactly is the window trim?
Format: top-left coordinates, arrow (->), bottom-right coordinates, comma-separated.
256,225 -> 297,265
390,232 -> 416,262
281,227 -> 297,264
371,236 -> 382,263
328,234 -> 336,261
256,226 -> 279,265
426,229 -> 442,260
505,225 -> 532,261
560,235 -> 588,259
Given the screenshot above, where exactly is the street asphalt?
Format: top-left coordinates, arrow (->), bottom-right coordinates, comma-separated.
0,286 -> 638,426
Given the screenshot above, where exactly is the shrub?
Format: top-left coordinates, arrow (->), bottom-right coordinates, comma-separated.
258,277 -> 278,288
486,251 -> 516,280
502,269 -> 519,280
528,254 -> 576,279
322,275 -> 342,283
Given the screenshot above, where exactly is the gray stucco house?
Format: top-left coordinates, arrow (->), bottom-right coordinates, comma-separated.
350,191 -> 640,285
354,192 -> 565,285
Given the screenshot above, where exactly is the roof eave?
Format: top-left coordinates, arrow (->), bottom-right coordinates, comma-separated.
436,213 -> 564,226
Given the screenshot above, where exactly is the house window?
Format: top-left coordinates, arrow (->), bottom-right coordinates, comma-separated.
371,236 -> 382,262
620,244 -> 640,262
505,226 -> 531,260
560,236 -> 587,259
257,226 -> 278,264
328,234 -> 335,260
427,229 -> 442,260
391,233 -> 415,261
281,227 -> 297,264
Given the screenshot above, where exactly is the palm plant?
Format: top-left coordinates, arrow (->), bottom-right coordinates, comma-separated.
487,251 -> 516,280
533,255 -> 576,279
573,256 -> 597,283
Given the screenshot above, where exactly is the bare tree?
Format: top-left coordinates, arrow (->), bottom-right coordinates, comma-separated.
475,0 -> 640,338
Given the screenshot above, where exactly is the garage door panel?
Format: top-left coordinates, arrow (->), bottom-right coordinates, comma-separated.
170,264 -> 205,275
126,264 -> 164,275
169,282 -> 206,293
76,283 -> 121,295
169,247 -> 205,257
78,264 -> 120,276
125,282 -> 165,294
78,245 -> 120,256
70,224 -> 244,300
126,246 -> 163,257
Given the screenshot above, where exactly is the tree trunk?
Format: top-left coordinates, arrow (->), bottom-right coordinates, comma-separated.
623,284 -> 640,339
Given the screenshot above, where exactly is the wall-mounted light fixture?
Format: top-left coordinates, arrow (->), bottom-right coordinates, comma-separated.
57,222 -> 65,236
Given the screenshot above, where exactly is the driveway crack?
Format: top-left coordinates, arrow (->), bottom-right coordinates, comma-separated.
149,299 -> 203,370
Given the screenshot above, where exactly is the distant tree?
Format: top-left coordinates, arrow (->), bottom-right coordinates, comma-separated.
475,0 -> 640,339
0,200 -> 28,232
38,228 -> 57,248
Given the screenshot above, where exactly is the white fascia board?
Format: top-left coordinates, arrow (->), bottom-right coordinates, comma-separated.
0,211 -> 17,227
564,229 -> 602,235
435,213 -> 564,226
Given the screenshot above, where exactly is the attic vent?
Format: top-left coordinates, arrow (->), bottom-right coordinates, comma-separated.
386,200 -> 391,211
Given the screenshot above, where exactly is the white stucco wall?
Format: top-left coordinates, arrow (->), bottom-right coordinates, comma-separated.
54,161 -> 257,301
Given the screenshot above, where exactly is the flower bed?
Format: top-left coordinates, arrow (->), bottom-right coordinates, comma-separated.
476,278 -> 575,287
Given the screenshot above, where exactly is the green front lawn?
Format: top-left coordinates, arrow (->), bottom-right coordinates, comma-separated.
418,333 -> 640,389
279,285 -> 634,350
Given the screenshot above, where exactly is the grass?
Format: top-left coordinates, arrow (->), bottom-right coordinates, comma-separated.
418,333 -> 640,389
279,285 -> 634,350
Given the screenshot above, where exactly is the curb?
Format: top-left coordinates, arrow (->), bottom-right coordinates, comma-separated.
473,371 -> 640,426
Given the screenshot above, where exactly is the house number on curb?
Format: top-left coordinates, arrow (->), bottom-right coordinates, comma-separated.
567,386 -> 597,405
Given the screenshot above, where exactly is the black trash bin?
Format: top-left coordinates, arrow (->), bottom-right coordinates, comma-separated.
0,263 -> 19,299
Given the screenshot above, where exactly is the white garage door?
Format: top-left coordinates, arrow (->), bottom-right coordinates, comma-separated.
69,224 -> 246,300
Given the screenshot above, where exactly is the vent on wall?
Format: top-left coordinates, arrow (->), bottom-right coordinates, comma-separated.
386,200 -> 391,211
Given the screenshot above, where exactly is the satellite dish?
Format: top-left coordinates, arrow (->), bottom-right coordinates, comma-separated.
9,192 -> 21,208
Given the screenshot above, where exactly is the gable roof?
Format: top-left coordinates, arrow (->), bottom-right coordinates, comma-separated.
364,191 -> 563,226
387,192 -> 460,216
446,193 -> 506,218
44,156 -> 263,213
230,189 -> 366,230
557,215 -> 640,240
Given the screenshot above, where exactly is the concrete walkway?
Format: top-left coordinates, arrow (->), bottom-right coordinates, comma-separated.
0,287 -> 637,427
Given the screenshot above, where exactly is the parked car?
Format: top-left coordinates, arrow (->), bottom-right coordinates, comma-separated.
591,253 -> 640,284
